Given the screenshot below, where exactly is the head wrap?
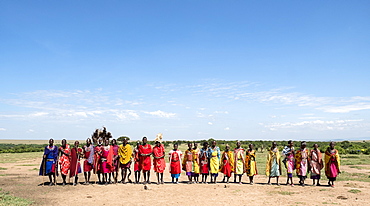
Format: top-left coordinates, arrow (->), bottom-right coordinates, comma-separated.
154,133 -> 163,143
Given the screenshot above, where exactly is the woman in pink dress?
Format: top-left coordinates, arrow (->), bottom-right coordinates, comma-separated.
324,142 -> 340,187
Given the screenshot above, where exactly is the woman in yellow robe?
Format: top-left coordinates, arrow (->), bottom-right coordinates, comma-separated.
234,141 -> 245,184
192,143 -> 200,183
118,138 -> 133,183
266,142 -> 282,185
245,144 -> 257,184
208,140 -> 221,184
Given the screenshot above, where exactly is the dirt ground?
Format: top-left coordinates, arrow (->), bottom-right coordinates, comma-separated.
0,156 -> 369,206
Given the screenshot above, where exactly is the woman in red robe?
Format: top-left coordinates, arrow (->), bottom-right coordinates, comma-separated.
70,141 -> 83,186
169,143 -> 182,184
153,140 -> 166,184
133,142 -> 141,184
111,139 -> 119,183
93,139 -> 103,184
83,138 -> 94,184
58,139 -> 70,186
200,141 -> 209,183
139,137 -> 152,184
101,139 -> 113,184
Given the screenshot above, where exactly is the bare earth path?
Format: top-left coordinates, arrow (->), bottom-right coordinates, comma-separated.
0,156 -> 369,206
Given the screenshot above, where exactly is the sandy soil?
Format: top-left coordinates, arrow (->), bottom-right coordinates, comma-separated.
0,157 -> 369,206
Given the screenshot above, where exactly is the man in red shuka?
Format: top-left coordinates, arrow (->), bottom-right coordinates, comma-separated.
139,136 -> 152,184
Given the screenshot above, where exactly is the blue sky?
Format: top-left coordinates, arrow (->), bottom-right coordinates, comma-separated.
1,1 -> 370,141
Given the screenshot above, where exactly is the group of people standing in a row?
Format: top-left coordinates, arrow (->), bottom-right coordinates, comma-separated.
267,140 -> 340,187
39,136 -> 340,187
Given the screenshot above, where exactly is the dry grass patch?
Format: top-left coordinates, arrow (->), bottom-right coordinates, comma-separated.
348,189 -> 361,194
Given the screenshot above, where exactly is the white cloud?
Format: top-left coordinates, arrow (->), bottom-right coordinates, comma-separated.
114,110 -> 140,120
188,80 -> 370,113
318,103 -> 370,113
303,113 -> 315,116
214,111 -> 229,114
261,119 -> 365,131
73,112 -> 88,117
0,128 -> 6,131
1,81 -> 370,141
29,112 -> 49,117
144,110 -> 176,118
299,116 -> 324,120
196,112 -> 206,118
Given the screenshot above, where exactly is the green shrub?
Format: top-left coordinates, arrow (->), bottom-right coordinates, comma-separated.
363,148 -> 370,155
336,147 -> 347,155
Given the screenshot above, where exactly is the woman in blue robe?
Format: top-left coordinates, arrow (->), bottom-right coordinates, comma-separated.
39,138 -> 58,186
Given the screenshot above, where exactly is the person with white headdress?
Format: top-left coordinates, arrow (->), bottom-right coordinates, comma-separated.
153,133 -> 166,184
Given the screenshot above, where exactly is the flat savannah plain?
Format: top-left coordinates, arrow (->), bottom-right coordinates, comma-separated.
0,140 -> 370,206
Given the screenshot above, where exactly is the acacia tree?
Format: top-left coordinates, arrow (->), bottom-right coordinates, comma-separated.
117,136 -> 130,142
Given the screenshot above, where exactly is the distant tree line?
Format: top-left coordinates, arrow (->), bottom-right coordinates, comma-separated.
1,139 -> 370,155
0,144 -> 46,153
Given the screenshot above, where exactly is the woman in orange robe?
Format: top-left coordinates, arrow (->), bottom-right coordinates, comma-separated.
295,141 -> 309,186
182,142 -> 194,183
309,143 -> 323,186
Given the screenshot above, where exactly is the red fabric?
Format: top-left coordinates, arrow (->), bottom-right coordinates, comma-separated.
70,147 -> 82,177
134,148 -> 140,172
200,152 -> 209,174
112,145 -> 119,172
201,163 -> 209,174
170,151 -> 181,174
93,146 -> 102,174
84,160 -> 93,172
59,144 -> 70,175
101,147 -> 111,173
83,150 -> 93,172
221,159 -> 232,177
84,150 -> 91,160
107,146 -> 114,171
153,144 -> 166,173
139,144 -> 152,171
134,162 -> 140,171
